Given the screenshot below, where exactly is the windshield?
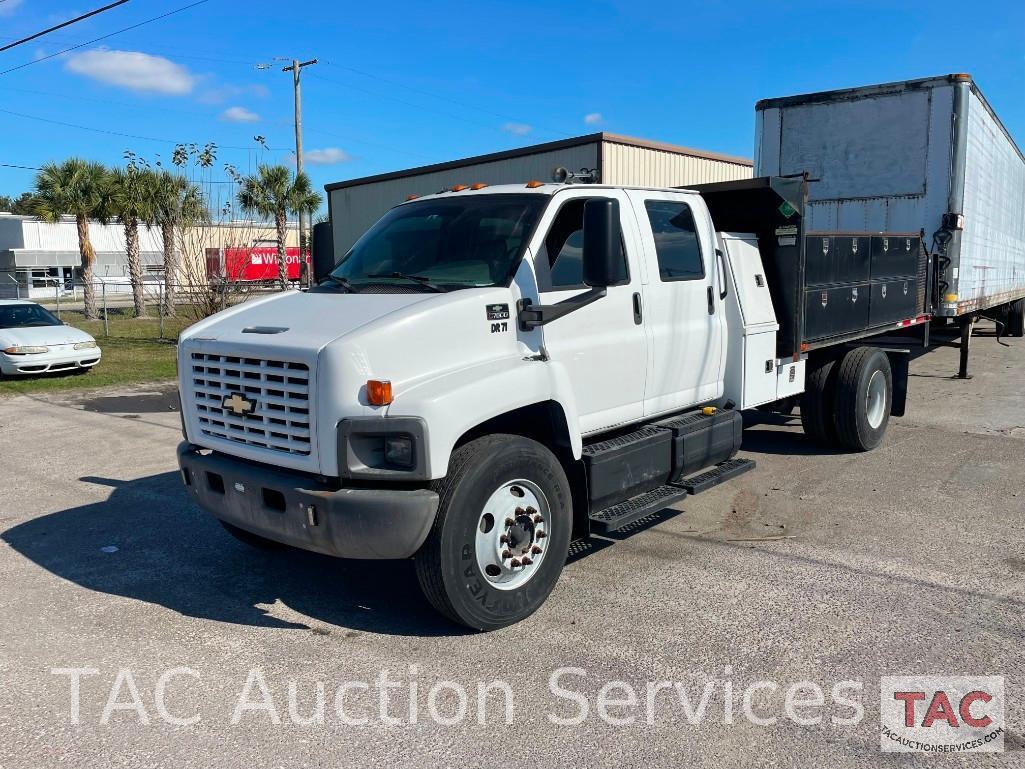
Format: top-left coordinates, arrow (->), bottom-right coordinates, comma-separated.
328,194 -> 546,290
0,303 -> 62,329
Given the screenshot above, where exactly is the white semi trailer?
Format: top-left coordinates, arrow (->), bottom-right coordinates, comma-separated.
756,73 -> 1025,375
176,176 -> 935,630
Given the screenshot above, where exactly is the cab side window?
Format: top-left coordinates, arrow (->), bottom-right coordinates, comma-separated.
538,198 -> 627,291
644,200 -> 704,281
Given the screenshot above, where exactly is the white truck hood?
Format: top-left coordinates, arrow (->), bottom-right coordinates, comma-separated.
180,290 -> 438,352
0,325 -> 94,348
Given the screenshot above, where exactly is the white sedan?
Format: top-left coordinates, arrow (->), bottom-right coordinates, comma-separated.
0,300 -> 102,377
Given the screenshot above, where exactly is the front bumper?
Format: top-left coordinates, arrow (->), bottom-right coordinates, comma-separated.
177,442 -> 439,559
0,348 -> 101,375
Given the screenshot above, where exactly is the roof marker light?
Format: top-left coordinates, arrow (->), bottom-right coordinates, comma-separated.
525,180 -> 544,188
470,183 -> 488,190
451,184 -> 468,192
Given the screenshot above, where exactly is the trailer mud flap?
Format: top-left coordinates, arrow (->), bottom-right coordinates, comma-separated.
888,351 -> 909,417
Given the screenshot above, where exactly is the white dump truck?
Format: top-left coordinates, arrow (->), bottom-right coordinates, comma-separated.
177,175 -> 935,629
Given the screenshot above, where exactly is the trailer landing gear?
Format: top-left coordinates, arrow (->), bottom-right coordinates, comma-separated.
957,315 -> 975,380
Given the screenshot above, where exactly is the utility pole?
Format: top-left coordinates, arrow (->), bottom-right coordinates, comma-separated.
281,57 -> 317,284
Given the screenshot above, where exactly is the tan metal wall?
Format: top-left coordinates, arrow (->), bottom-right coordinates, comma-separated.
330,143 -> 600,256
602,142 -> 753,187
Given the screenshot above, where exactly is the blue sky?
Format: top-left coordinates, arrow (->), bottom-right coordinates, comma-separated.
1,0 -> 1022,210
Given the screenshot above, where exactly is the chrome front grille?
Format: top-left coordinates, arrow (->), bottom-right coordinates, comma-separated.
190,352 -> 312,455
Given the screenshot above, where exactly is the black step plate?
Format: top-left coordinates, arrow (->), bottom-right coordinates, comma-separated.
677,458 -> 756,495
588,485 -> 688,534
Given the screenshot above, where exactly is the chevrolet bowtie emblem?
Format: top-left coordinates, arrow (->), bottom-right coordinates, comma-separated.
222,392 -> 256,416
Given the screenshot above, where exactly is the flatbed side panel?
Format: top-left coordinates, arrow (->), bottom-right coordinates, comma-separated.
956,89 -> 1025,315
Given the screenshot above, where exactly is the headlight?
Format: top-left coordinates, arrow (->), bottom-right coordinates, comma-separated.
384,435 -> 414,468
3,346 -> 49,355
74,341 -> 98,350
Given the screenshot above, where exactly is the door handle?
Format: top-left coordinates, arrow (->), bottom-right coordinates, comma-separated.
632,292 -> 643,324
707,286 -> 715,315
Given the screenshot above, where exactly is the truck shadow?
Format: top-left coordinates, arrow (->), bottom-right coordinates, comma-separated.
1,472 -> 464,638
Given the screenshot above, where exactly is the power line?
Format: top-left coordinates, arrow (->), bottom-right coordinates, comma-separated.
1,163 -> 41,171
319,60 -> 573,138
0,106 -> 285,152
0,0 -> 210,76
0,0 -> 131,54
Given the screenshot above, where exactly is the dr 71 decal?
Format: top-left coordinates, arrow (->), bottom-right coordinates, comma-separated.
487,303 -> 510,333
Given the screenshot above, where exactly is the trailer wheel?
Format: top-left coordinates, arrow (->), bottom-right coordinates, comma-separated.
800,356 -> 840,446
414,434 -> 572,631
1008,298 -> 1025,338
834,347 -> 892,451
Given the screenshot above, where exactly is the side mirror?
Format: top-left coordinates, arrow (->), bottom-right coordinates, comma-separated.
582,198 -> 624,287
311,221 -> 335,285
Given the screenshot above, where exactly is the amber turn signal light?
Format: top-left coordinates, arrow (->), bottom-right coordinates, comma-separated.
525,180 -> 544,188
366,379 -> 393,406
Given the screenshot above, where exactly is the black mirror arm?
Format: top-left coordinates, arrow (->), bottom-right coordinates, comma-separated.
517,287 -> 607,330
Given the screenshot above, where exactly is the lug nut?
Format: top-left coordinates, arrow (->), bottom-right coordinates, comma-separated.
525,506 -> 537,515
521,556 -> 533,566
536,531 -> 547,540
531,545 -> 543,555
510,558 -> 521,568
501,549 -> 513,560
532,514 -> 543,524
499,534 -> 509,544
505,517 -> 516,526
514,507 -> 525,515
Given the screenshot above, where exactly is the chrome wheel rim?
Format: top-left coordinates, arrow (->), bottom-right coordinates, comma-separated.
475,479 -> 550,591
866,369 -> 887,429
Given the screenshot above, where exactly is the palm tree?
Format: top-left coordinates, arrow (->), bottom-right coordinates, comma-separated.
151,170 -> 205,317
104,166 -> 157,318
32,159 -> 109,319
236,165 -> 322,291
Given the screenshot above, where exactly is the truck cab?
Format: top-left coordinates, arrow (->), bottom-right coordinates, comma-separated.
177,179 -> 906,630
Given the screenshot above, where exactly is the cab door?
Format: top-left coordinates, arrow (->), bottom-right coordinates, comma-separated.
626,190 -> 726,416
532,189 -> 648,434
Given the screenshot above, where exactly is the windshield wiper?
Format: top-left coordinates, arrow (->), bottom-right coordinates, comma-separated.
322,275 -> 360,293
366,272 -> 447,293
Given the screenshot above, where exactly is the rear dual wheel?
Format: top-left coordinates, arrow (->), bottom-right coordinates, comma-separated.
801,347 -> 892,452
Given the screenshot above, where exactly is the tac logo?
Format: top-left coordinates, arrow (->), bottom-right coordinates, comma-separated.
880,676 -> 1005,753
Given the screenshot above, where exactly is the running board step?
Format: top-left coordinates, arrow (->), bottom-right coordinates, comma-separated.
677,458 -> 756,495
588,484 -> 688,535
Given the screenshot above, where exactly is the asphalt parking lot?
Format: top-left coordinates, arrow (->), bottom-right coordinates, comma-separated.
0,322 -> 1022,768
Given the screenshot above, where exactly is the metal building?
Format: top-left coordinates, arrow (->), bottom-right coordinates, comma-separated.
326,132 -> 753,255
0,214 -> 300,299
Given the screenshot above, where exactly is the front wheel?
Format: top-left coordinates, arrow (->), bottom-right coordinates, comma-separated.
414,434 -> 572,631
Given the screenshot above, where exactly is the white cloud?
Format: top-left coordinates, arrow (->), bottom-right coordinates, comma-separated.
303,148 -> 351,165
65,50 -> 195,95
584,112 -> 603,125
220,106 -> 260,123
502,122 -> 532,136
0,0 -> 23,17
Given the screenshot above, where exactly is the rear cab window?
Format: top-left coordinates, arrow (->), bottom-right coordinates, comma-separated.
643,200 -> 705,281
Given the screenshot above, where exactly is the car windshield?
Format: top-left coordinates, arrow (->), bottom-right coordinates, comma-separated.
327,194 -> 546,290
0,304 -> 62,329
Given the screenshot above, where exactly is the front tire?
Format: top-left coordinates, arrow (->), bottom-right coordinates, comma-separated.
414,434 -> 572,631
834,347 -> 892,451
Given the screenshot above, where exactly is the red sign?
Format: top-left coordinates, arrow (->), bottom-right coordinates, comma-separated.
207,247 -> 309,282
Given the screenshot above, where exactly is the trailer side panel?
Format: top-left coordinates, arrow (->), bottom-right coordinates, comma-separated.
956,89 -> 1025,314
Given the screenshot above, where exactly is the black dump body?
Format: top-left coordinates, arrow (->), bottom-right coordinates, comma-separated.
689,176 -> 933,359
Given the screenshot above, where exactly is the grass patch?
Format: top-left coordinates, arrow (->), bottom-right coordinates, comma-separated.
0,311 -> 195,396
